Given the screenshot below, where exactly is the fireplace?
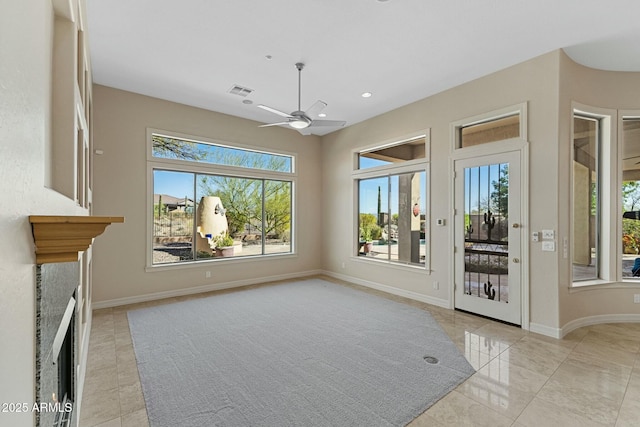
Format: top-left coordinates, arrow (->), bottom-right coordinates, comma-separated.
52,294 -> 75,426
29,215 -> 124,426
36,263 -> 78,427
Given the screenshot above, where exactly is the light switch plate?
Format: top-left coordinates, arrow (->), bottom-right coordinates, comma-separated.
542,229 -> 555,240
542,241 -> 555,252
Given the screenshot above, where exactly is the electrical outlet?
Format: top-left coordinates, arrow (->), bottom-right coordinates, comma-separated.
532,231 -> 539,242
205,271 -> 211,278
634,294 -> 640,304
433,281 -> 439,290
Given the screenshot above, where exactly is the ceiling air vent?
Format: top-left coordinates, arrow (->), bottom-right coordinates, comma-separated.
228,85 -> 254,97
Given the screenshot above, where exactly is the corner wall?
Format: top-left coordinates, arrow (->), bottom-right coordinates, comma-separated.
557,52 -> 640,331
91,86 -> 324,305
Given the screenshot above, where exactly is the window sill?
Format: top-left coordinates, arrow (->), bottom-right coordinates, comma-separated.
352,255 -> 431,274
570,280 -> 640,292
145,252 -> 297,273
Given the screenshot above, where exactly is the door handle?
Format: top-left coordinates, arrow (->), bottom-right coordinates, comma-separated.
513,258 -> 520,263
512,223 -> 520,228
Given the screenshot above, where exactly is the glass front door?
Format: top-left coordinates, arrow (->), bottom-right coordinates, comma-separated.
454,151 -> 521,325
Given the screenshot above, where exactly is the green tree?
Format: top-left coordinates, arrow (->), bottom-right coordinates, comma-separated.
623,181 -> 640,211
264,181 -> 291,238
152,135 -> 205,161
198,177 -> 291,239
490,165 -> 509,217
200,176 -> 259,235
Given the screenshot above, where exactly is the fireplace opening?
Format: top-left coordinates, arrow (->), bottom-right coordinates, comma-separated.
52,294 -> 76,427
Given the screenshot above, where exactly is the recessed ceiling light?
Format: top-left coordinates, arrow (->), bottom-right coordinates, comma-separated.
318,113 -> 327,118
361,92 -> 372,98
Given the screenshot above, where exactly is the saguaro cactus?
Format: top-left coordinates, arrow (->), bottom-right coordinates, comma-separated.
484,281 -> 496,300
484,210 -> 496,241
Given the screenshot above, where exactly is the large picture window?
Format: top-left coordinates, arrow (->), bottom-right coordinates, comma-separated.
354,134 -> 429,268
621,117 -> 640,280
149,132 -> 294,266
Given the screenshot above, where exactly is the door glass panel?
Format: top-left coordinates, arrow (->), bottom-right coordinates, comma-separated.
463,163 -> 509,303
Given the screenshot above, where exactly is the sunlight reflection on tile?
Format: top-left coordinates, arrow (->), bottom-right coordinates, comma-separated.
457,357 -> 549,420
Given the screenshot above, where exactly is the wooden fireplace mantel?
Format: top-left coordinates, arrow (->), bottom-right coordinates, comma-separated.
29,215 -> 125,264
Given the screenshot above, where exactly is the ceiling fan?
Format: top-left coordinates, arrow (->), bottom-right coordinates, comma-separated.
258,62 -> 346,135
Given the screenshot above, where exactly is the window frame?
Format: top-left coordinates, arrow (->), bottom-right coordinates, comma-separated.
451,103 -> 528,152
145,128 -> 297,270
570,104 -> 616,287
352,131 -> 431,271
619,111 -> 640,284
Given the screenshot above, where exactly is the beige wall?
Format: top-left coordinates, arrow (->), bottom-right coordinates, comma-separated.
91,51 -> 640,332
0,1 -> 88,425
557,51 -> 640,327
321,51 -> 563,331
91,86 -> 324,304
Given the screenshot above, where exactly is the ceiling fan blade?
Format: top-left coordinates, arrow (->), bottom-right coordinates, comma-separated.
309,119 -> 346,127
258,121 -> 290,128
257,104 -> 292,118
305,100 -> 327,117
297,128 -> 313,136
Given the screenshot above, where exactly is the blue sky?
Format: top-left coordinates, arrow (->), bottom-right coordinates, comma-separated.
154,170 -> 194,199
359,173 -> 427,215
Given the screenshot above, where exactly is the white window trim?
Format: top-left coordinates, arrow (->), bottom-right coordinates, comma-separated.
570,102 -> 617,286
352,130 -> 431,271
145,128 -> 297,270
450,102 -> 528,154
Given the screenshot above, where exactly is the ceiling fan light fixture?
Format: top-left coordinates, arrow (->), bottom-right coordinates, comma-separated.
290,118 -> 310,129
259,63 -> 346,134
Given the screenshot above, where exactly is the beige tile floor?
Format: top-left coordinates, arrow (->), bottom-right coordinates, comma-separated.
79,276 -> 640,427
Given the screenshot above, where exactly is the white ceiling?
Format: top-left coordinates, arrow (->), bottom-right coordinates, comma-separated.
86,0 -> 640,136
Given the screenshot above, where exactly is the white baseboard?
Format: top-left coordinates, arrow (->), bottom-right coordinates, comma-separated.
530,314 -> 640,339
560,314 -> 640,338
529,322 -> 562,339
323,270 -> 450,309
92,270 -> 324,309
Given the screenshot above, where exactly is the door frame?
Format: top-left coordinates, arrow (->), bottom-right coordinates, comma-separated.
449,139 -> 530,330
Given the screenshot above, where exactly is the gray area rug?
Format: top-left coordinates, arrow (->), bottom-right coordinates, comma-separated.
128,279 -> 475,426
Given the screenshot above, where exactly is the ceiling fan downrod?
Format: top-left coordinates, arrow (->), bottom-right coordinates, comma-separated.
295,62 -> 304,112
